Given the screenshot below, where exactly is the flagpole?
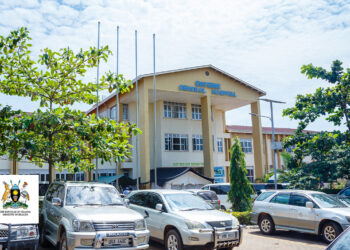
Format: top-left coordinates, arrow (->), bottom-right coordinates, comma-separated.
95,21 -> 100,182
115,26 -> 120,190
135,30 -> 140,190
153,34 -> 157,188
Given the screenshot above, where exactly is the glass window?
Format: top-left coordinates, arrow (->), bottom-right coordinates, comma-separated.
122,104 -> 129,120
311,193 -> 346,208
217,138 -> 223,152
146,193 -> 164,210
129,192 -> 147,206
99,110 -> 108,119
45,184 -> 57,202
110,105 -> 116,120
192,135 -> 203,151
57,185 -> 65,201
210,185 -> 230,195
256,191 -> 276,201
165,134 -> 188,151
290,194 -> 311,207
196,191 -> 218,201
240,139 -> 253,153
191,104 -> 201,120
163,193 -> 213,211
246,168 -> 254,182
270,193 -> 290,205
164,102 -> 187,119
339,188 -> 350,197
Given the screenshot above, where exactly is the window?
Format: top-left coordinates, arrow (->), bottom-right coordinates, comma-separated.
240,139 -> 253,153
122,104 -> 129,120
146,193 -> 164,210
217,138 -> 223,152
165,134 -> 188,151
246,167 -> 254,182
256,191 -> 276,201
339,188 -> 350,197
270,193 -> 290,205
192,135 -> 203,151
99,110 -> 108,119
290,194 -> 311,207
110,105 -> 116,120
191,104 -> 201,120
45,184 -> 57,202
129,192 -> 147,206
164,101 -> 187,119
210,185 -> 230,195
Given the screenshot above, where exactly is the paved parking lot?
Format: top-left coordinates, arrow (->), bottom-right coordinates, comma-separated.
39,228 -> 328,250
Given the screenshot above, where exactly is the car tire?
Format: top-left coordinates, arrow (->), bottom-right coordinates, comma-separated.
322,221 -> 342,244
258,215 -> 275,235
165,229 -> 183,250
39,223 -> 50,247
59,231 -> 68,250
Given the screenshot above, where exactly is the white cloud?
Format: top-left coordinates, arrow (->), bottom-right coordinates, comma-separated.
0,0 -> 350,131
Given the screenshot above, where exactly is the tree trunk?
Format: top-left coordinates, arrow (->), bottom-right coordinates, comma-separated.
48,161 -> 55,184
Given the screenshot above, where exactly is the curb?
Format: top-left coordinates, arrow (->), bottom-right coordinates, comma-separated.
241,225 -> 259,229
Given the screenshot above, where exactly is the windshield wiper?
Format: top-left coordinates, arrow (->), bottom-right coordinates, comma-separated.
84,203 -> 103,206
104,203 -> 123,206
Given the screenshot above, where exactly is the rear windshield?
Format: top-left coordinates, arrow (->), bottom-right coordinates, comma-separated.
256,191 -> 276,201
197,191 -> 218,201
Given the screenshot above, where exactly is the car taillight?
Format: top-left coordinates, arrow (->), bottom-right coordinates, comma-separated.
219,200 -> 221,205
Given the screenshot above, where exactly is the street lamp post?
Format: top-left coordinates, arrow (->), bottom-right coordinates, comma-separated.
250,98 -> 285,190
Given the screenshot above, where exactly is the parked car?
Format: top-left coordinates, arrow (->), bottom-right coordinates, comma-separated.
126,189 -> 242,249
201,183 -> 232,210
40,181 -> 149,250
187,189 -> 220,209
251,183 -> 284,196
326,226 -> 350,250
251,190 -> 350,243
0,223 -> 39,249
337,187 -> 350,198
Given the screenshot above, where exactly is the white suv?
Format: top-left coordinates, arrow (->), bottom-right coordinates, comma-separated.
202,183 -> 232,210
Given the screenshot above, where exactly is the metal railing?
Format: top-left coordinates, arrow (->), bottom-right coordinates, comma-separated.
0,223 -> 39,250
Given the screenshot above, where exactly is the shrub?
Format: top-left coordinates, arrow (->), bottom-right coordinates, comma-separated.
225,210 -> 252,225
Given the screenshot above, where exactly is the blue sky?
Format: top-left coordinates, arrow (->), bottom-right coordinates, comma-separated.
0,0 -> 350,131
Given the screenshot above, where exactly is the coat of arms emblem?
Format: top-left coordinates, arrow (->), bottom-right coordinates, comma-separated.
2,180 -> 30,209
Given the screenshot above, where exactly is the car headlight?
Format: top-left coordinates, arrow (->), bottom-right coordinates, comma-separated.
184,219 -> 206,230
231,216 -> 240,227
72,220 -> 95,232
14,225 -> 37,239
135,219 -> 146,231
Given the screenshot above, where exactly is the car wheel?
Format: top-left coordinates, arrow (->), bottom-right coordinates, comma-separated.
59,231 -> 68,250
322,221 -> 342,244
39,223 -> 50,247
259,215 -> 275,235
165,229 -> 183,250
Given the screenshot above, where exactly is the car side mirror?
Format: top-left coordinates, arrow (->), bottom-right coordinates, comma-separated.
124,199 -> 130,207
52,197 -> 62,207
306,201 -> 313,208
155,203 -> 163,212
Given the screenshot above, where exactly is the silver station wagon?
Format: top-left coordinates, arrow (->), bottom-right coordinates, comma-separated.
40,181 -> 149,250
251,190 -> 350,243
126,189 -> 242,250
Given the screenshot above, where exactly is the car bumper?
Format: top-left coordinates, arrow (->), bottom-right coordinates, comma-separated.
181,225 -> 242,249
66,230 -> 149,250
0,238 -> 39,250
250,212 -> 258,224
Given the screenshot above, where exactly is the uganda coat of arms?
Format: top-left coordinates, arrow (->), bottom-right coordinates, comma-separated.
2,180 -> 30,209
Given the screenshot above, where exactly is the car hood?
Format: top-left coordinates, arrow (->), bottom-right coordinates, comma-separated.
173,209 -> 235,223
323,207 -> 350,216
65,205 -> 144,222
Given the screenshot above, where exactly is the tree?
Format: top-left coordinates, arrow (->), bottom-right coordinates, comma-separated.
283,60 -> 350,185
228,137 -> 254,211
0,27 -> 138,183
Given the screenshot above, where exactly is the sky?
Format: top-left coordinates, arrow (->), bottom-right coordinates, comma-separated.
0,0 -> 350,131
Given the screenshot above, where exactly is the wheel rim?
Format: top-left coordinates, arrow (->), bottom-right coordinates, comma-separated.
324,225 -> 336,242
261,219 -> 271,232
167,234 -> 178,250
61,235 -> 67,250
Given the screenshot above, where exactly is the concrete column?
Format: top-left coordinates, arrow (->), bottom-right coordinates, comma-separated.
263,134 -> 269,173
139,83 -> 150,188
251,101 -> 264,179
201,95 -> 214,178
276,134 -> 281,169
10,159 -> 18,175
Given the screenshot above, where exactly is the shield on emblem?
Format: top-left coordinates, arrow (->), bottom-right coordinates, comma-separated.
11,184 -> 20,203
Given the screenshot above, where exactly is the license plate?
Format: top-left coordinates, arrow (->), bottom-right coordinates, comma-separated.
219,232 -> 237,240
105,238 -> 129,246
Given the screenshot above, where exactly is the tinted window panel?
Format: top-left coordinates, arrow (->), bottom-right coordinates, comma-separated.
197,191 -> 218,201
270,193 -> 290,205
256,191 -> 275,201
290,195 -> 310,207
129,193 -> 146,206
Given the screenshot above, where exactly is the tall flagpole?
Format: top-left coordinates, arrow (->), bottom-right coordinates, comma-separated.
95,21 -> 100,182
115,26 -> 120,190
135,30 -> 140,190
153,34 -> 157,188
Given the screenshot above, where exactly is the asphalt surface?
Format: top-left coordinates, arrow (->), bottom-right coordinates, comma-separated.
39,228 -> 327,250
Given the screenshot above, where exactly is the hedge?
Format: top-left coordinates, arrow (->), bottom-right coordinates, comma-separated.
225,210 -> 252,225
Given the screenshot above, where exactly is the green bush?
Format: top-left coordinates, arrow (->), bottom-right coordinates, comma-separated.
225,210 -> 252,225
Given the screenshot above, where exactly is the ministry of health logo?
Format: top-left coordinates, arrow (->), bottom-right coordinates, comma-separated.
1,180 -> 30,209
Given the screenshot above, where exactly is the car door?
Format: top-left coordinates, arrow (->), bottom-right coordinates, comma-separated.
268,193 -> 291,227
49,185 -> 65,240
289,193 -> 317,231
44,184 -> 57,236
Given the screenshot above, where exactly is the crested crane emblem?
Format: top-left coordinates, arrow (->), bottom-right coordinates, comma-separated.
2,180 -> 30,209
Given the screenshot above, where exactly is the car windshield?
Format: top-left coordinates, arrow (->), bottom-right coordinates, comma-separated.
164,193 -> 214,211
338,197 -> 350,207
197,191 -> 218,201
65,186 -> 123,206
311,193 -> 347,208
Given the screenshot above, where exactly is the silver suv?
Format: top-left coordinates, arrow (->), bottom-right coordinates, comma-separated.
126,189 -> 242,249
40,181 -> 149,250
251,190 -> 350,243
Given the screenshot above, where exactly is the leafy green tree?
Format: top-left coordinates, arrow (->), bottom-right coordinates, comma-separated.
228,137 -> 254,211
283,60 -> 350,185
0,27 -> 137,183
